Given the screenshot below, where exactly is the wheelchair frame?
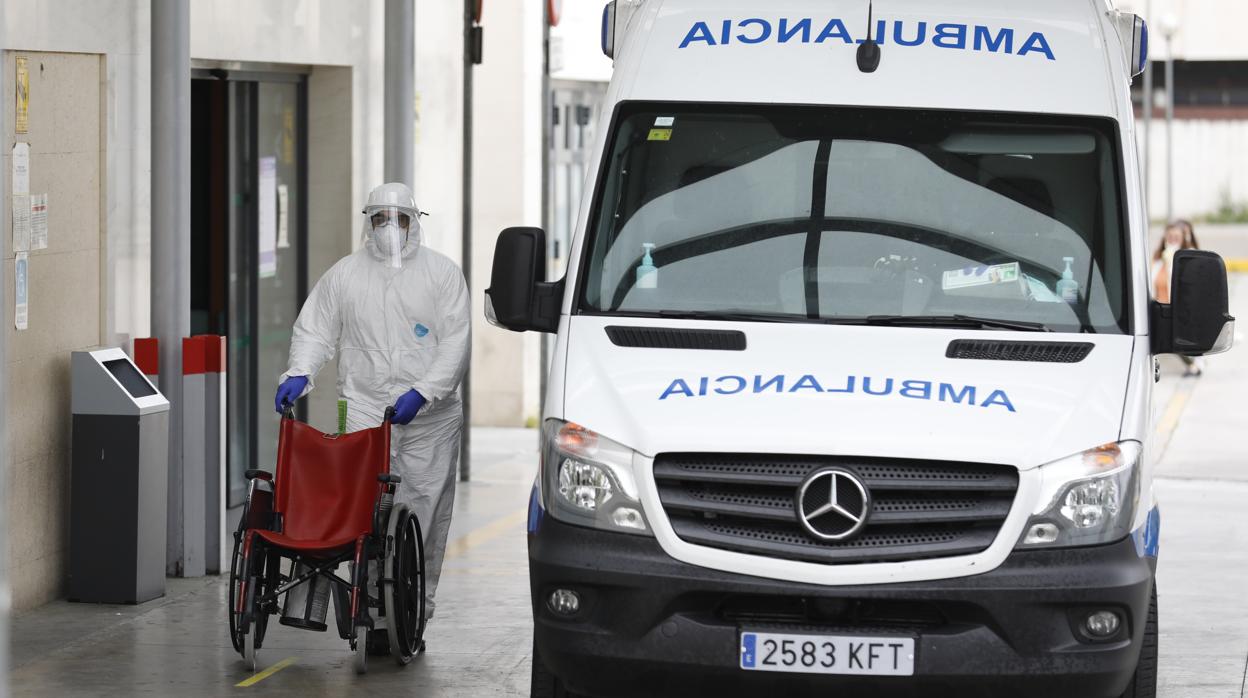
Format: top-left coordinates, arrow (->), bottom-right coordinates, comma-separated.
229,406 -> 427,674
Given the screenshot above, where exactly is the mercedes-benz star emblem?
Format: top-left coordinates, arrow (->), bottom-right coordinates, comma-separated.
795,467 -> 871,541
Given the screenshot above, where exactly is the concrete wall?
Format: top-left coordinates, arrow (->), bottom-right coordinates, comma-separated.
3,50 -> 104,610
469,0 -> 546,426
2,0 -> 150,357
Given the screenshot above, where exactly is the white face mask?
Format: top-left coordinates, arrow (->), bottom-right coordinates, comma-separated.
371,222 -> 407,267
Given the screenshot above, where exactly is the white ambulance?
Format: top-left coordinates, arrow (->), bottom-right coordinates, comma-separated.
486,1 -> 1235,696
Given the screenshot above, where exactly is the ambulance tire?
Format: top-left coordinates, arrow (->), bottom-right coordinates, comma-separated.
530,639 -> 586,698
1120,585 -> 1158,698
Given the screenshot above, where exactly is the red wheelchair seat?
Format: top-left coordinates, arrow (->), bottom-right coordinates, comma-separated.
264,417 -> 391,555
252,529 -> 361,554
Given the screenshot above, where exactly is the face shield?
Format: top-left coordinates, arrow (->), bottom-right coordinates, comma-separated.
361,205 -> 416,269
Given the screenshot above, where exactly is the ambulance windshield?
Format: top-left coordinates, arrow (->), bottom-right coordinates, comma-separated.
578,103 -> 1129,334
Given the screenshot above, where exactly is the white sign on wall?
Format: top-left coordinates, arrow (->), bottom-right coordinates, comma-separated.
258,156 -> 278,278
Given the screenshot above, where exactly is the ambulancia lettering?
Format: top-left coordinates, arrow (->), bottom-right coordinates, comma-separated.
658,373 -> 1017,412
677,18 -> 1056,61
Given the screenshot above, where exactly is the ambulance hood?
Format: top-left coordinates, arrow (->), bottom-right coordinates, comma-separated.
561,317 -> 1135,469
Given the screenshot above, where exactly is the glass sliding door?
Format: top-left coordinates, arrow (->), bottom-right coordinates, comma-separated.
253,79 -> 305,497
191,69 -> 307,511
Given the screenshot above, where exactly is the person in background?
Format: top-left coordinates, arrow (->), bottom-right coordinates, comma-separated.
1152,219 -> 1203,375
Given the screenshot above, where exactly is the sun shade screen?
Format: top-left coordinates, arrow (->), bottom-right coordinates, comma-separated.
274,419 -> 391,544
102,358 -> 157,398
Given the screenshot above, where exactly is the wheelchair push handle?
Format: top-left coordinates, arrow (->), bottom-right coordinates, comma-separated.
281,401 -> 394,428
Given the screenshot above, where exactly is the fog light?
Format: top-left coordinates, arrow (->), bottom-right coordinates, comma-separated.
1023,522 -> 1059,545
548,588 -> 581,616
1085,610 -> 1121,637
611,506 -> 646,531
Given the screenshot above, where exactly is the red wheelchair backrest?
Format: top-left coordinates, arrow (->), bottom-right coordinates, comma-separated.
272,417 -> 391,544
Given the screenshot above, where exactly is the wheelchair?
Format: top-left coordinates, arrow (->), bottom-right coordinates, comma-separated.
229,405 -> 426,674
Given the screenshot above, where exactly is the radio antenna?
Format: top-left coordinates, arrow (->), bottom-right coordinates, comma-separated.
856,0 -> 881,73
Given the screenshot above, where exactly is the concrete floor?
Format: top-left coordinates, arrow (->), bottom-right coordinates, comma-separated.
9,277 -> 1248,697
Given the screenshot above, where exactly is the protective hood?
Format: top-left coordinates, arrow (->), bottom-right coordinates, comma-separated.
562,316 -> 1136,469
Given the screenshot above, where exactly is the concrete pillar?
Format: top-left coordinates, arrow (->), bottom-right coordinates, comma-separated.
1,5 -> 10,693
152,0 -> 192,575
461,0 -> 476,480
385,0 -> 415,185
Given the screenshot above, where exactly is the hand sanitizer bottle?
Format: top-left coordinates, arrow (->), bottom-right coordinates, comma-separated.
636,243 -> 658,289
1056,256 -> 1079,304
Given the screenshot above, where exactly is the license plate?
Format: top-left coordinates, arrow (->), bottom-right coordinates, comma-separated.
739,631 -> 915,676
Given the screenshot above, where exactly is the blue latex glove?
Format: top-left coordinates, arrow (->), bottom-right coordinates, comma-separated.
392,389 -> 426,425
275,375 -> 309,413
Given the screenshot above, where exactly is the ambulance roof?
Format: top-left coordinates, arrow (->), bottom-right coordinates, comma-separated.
611,0 -> 1126,119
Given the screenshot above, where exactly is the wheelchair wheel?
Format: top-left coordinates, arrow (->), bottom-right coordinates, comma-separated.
244,623 -> 258,672
353,624 -> 369,675
384,507 -> 426,665
229,535 -> 273,660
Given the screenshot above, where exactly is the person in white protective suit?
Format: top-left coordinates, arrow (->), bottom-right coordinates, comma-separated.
274,182 -> 470,641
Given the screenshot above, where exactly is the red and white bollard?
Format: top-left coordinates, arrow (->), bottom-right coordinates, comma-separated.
178,336 -> 207,577
197,335 -> 228,574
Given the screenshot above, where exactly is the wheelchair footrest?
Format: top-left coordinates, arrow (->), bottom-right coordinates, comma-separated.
279,617 -> 329,632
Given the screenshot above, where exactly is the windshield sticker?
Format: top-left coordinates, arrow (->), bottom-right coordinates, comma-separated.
648,128 -> 674,141
942,262 -> 1021,290
654,116 -> 676,127
677,18 -> 1056,61
658,373 -> 1016,413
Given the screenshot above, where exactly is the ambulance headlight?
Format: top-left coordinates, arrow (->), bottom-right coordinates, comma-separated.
542,419 -> 651,536
1017,442 -> 1140,549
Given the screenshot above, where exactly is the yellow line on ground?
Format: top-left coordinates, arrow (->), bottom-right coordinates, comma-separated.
1155,384 -> 1194,460
443,508 -> 528,560
1227,258 -> 1248,273
1158,389 -> 1191,436
235,657 -> 297,687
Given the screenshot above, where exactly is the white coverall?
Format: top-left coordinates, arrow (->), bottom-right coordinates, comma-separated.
281,228 -> 470,619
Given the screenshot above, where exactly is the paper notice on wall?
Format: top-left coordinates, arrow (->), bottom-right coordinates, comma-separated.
12,142 -> 30,194
12,194 -> 30,252
15,57 -> 30,134
30,194 -> 48,250
276,184 -> 290,249
15,252 -> 29,330
258,156 -> 278,278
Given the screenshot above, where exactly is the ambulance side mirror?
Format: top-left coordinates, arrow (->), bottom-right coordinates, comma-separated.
1151,250 -> 1235,356
485,227 -> 564,334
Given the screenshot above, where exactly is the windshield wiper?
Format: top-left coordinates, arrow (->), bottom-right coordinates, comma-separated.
863,314 -> 1051,332
654,310 -> 812,323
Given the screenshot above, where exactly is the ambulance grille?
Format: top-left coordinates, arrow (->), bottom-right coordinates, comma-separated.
605,326 -> 747,351
654,454 -> 1018,565
946,339 -> 1094,363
